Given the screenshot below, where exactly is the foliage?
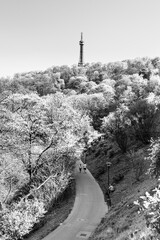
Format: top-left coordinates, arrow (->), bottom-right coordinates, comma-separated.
0,198 -> 46,240
146,138 -> 160,178
68,75 -> 88,91
126,57 -> 153,76
31,168 -> 72,209
134,136 -> 160,237
106,61 -> 128,80
116,74 -> 148,104
134,187 -> 160,236
68,92 -> 114,130
3,93 -> 49,181
0,91 -> 98,201
0,154 -> 27,204
128,99 -> 158,144
12,71 -> 65,96
127,149 -> 145,181
85,62 -> 107,83
101,105 -> 131,152
2,56 -> 160,238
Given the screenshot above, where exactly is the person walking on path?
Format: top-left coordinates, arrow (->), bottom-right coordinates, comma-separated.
83,163 -> 87,173
79,163 -> 82,173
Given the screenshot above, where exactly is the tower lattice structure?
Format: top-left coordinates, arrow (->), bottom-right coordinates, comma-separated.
78,32 -> 84,67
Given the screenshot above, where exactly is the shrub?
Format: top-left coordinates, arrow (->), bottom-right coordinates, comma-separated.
97,166 -> 106,176
101,105 -> 130,153
128,99 -> 158,144
112,173 -> 124,184
95,149 -> 101,157
127,149 -> 145,181
146,138 -> 160,178
0,198 -> 46,240
99,143 -> 104,148
108,150 -> 114,158
134,187 -> 160,237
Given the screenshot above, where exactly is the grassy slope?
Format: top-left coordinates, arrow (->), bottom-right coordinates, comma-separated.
87,140 -> 158,240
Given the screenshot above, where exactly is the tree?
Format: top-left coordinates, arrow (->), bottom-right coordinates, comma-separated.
68,92 -> 114,131
0,91 -> 99,205
148,74 -> 160,95
4,92 -> 98,182
5,93 -> 49,182
101,105 -> 131,152
128,99 -> 159,144
106,61 -> 128,80
68,75 -> 88,91
43,93 -> 99,154
126,57 -> 153,76
116,74 -> 148,102
151,57 -> 160,69
0,91 -> 14,151
86,62 -> 107,83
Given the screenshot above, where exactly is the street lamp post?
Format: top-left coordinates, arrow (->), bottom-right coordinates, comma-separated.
106,161 -> 112,208
106,161 -> 111,190
83,150 -> 86,164
83,131 -> 89,164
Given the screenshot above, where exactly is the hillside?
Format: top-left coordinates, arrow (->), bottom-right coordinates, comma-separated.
1,57 -> 160,239
86,140 -> 158,240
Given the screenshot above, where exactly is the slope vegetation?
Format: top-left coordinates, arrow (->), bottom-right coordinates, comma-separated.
87,140 -> 158,239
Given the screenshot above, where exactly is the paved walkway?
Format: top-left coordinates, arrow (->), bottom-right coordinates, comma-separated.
42,161 -> 108,240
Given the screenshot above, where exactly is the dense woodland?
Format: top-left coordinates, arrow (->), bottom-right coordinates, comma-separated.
1,57 -> 160,239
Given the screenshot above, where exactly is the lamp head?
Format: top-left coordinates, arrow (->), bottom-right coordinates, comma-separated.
106,162 -> 111,167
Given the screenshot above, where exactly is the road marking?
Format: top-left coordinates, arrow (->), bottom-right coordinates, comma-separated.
76,231 -> 91,239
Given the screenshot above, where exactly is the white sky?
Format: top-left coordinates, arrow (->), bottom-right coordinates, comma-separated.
0,0 -> 160,77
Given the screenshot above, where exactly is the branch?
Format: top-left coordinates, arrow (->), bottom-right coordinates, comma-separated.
22,173 -> 58,200
33,154 -> 61,177
34,128 -> 58,168
0,92 -> 10,104
3,177 -> 13,203
36,138 -> 54,164
36,173 -> 57,190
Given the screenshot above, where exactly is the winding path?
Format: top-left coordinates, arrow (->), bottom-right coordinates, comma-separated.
42,161 -> 108,240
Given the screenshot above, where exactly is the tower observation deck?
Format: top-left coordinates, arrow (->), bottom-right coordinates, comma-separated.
78,32 -> 84,67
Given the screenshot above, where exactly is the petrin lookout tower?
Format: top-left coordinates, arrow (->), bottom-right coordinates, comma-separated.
78,32 -> 84,67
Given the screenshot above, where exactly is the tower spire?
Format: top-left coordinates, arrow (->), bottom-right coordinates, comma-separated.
78,32 -> 84,67
81,32 -> 83,41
